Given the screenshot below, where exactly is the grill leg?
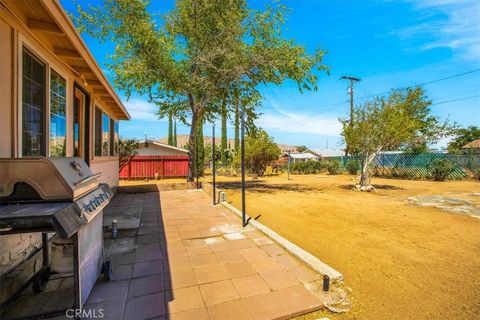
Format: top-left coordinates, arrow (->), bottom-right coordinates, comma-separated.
41,232 -> 49,267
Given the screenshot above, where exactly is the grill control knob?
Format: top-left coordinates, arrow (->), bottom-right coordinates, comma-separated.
90,200 -> 96,210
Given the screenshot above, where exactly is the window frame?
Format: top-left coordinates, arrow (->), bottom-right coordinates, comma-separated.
19,39 -> 71,158
49,69 -> 67,157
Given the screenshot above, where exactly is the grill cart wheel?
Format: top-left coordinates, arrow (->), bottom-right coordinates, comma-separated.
32,267 -> 50,293
102,261 -> 113,281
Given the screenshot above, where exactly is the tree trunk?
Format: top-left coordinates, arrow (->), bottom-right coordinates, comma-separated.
234,105 -> 239,152
196,117 -> 204,176
187,111 -> 198,182
168,113 -> 173,146
359,158 -> 370,187
221,103 -> 228,164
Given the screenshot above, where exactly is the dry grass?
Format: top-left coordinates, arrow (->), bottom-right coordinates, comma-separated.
216,174 -> 480,320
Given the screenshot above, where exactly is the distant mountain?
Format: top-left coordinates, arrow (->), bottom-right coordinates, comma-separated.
158,135 -> 297,153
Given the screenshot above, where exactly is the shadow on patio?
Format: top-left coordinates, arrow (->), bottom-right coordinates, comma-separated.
84,189 -> 334,319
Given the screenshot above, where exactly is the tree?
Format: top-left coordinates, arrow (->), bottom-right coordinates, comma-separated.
233,129 -> 280,176
221,103 -> 228,164
234,106 -> 240,152
195,116 -> 205,176
173,118 -> 177,147
74,0 -> 327,181
448,126 -> 480,154
296,145 -> 308,153
341,87 -> 451,188
168,113 -> 174,146
118,138 -> 140,167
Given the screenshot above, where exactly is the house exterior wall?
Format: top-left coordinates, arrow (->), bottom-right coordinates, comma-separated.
137,144 -> 189,156
0,3 -> 125,304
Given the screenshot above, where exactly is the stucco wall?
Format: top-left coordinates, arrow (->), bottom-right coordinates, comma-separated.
137,144 -> 189,156
90,158 -> 120,188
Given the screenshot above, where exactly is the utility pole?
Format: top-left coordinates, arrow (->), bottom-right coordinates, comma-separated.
340,76 -> 361,156
212,124 -> 216,205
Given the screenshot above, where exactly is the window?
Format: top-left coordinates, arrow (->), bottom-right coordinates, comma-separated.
49,70 -> 67,157
109,119 -> 119,156
94,107 -> 102,156
102,113 -> 109,156
22,49 -> 46,156
73,96 -> 80,157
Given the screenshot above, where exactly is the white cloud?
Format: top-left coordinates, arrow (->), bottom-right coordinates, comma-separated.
398,0 -> 480,61
257,106 -> 342,136
124,99 -> 164,122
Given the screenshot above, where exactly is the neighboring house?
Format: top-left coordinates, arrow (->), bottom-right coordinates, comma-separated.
137,140 -> 189,156
278,151 -> 319,164
462,139 -> 480,150
0,0 -> 129,304
315,149 -> 345,157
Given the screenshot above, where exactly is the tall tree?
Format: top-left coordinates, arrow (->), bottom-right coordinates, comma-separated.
234,106 -> 240,152
221,102 -> 228,164
195,116 -> 205,176
173,118 -> 177,147
341,87 -> 451,188
168,113 -> 173,146
74,0 -> 327,181
448,126 -> 480,154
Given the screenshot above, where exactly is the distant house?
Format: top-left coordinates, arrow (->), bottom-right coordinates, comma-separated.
278,151 -> 318,164
137,140 -> 189,156
462,139 -> 480,150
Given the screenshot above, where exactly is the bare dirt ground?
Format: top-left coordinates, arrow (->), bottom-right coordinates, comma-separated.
216,174 -> 480,320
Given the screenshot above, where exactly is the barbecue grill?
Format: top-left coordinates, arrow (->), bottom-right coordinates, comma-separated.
0,157 -> 112,315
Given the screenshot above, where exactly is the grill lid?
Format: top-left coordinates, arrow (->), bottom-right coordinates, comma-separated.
0,157 -> 100,202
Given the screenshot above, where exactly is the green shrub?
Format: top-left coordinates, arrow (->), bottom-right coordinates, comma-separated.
429,158 -> 455,181
473,168 -> 480,180
326,161 -> 340,175
345,159 -> 360,175
290,161 -> 323,174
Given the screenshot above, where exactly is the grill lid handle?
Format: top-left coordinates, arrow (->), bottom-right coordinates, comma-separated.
73,172 -> 102,186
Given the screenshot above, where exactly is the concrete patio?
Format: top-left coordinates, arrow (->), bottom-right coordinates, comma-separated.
85,189 -> 331,320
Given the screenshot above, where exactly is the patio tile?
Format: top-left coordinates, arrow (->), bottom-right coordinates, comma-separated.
110,252 -> 135,266
231,275 -> 271,298
243,291 -> 289,320
277,284 -> 323,317
84,300 -> 125,320
189,253 -> 219,268
199,280 -> 240,306
287,265 -> 321,284
215,251 -> 245,263
261,244 -> 286,257
135,248 -> 164,263
132,260 -> 163,278
128,274 -> 165,298
166,286 -> 205,313
112,264 -> 133,281
87,280 -> 129,304
164,267 -> 198,289
194,265 -> 229,284
275,254 -> 301,268
229,239 -> 256,250
239,247 -> 269,261
224,261 -> 257,279
137,234 -> 161,245
253,237 -> 274,246
248,258 -> 283,272
207,299 -> 254,320
124,292 -> 166,320
169,307 -> 210,320
208,241 -> 233,253
187,245 -> 213,256
259,269 -> 299,291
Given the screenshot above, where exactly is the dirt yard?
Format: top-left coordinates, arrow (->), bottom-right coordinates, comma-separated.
216,174 -> 480,320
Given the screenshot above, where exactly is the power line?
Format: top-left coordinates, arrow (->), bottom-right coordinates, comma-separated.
430,94 -> 480,106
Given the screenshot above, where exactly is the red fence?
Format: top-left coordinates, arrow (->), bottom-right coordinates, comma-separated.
119,155 -> 189,179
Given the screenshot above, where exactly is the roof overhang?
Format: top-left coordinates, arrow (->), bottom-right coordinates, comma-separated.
1,0 -> 130,120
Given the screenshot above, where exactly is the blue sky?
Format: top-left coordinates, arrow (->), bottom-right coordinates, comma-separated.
62,0 -> 480,150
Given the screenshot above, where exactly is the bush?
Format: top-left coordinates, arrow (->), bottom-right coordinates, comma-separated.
290,161 -> 323,174
345,159 -> 360,175
429,159 -> 455,181
326,161 -> 340,175
473,168 -> 480,180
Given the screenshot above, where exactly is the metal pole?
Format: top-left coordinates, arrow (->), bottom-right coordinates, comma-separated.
212,124 -> 216,205
240,111 -> 246,227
